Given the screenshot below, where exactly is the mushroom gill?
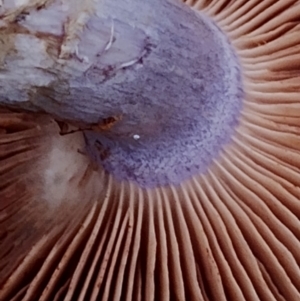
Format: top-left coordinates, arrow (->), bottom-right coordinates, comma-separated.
0,0 -> 300,301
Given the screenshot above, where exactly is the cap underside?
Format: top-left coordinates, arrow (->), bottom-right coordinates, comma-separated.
0,0 -> 300,300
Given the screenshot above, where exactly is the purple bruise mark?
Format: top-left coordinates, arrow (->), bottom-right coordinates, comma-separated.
84,12 -> 243,188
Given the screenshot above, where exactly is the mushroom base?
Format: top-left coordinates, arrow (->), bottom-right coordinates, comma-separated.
83,12 -> 243,188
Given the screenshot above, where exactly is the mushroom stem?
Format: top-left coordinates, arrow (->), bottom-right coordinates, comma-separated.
0,0 -> 243,186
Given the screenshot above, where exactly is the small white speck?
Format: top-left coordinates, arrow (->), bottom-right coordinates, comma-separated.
104,19 -> 115,51
119,58 -> 139,69
75,45 -> 89,63
133,134 -> 140,140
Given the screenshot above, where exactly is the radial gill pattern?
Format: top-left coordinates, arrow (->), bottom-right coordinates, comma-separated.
1,0 -> 300,301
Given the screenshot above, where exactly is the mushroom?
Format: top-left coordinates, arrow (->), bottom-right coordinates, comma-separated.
0,0 -> 300,300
